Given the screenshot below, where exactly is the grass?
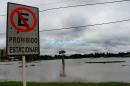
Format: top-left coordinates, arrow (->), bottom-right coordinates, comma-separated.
0,82 -> 130,86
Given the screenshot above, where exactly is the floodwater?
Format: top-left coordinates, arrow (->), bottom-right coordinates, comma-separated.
0,57 -> 130,82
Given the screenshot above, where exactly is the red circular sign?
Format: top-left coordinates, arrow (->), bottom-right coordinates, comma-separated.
10,7 -> 37,32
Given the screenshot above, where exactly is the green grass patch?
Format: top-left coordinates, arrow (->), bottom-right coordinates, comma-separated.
0,81 -> 130,86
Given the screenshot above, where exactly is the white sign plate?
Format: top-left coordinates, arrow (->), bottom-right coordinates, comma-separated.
7,2 -> 40,55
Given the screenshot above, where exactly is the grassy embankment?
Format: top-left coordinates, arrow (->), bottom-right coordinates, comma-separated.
0,82 -> 130,86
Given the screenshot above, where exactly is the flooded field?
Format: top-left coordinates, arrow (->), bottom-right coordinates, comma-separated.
0,57 -> 130,82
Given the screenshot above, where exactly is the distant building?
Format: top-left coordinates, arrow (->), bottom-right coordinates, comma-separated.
0,49 -> 8,61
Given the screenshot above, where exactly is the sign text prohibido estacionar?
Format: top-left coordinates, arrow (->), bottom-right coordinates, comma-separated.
7,2 -> 40,56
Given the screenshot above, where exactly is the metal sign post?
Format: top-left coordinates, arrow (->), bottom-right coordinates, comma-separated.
7,2 -> 39,86
59,50 -> 66,77
22,56 -> 26,86
61,54 -> 65,77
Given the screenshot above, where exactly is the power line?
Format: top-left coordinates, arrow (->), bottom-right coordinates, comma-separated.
0,0 -> 74,16
0,0 -> 72,16
0,0 -> 130,16
0,18 -> 130,35
40,18 -> 130,32
40,0 -> 130,12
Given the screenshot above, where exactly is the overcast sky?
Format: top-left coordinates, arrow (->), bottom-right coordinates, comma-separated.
0,0 -> 130,55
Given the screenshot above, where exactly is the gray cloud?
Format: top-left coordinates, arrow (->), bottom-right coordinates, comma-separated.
0,0 -> 130,55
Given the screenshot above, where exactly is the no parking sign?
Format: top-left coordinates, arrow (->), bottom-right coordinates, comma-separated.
6,2 -> 40,55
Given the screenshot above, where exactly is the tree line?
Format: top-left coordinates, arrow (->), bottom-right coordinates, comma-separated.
10,52 -> 130,62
